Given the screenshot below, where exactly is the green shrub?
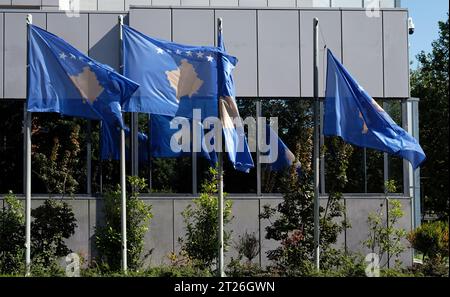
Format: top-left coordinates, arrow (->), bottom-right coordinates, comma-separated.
363,181 -> 407,268
0,191 -> 25,275
179,167 -> 233,271
94,176 -> 153,272
408,221 -> 449,260
408,221 -> 449,277
31,199 -> 77,267
260,138 -> 351,275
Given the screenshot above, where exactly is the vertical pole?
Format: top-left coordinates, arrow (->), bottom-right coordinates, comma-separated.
131,114 -> 139,177
25,13 -> 32,277
320,100 -> 325,194
217,17 -> 225,278
120,128 -> 127,273
148,113 -> 152,191
313,17 -> 321,271
119,14 -> 127,273
86,120 -> 92,195
363,148 -> 368,193
256,100 -> 262,196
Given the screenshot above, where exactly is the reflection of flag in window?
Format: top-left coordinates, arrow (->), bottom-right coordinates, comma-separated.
324,49 -> 425,169
27,24 -> 139,149
262,125 -> 300,173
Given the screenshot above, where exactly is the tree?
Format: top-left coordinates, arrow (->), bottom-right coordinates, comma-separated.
179,167 -> 233,271
410,15 -> 449,219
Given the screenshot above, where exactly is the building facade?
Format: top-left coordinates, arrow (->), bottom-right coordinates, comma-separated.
0,0 -> 421,268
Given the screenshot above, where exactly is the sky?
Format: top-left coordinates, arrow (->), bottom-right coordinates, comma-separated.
402,0 -> 449,69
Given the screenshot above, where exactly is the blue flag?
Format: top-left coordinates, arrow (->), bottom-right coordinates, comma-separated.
324,49 -> 426,169
218,30 -> 254,173
150,114 -> 217,163
27,25 -> 139,131
101,124 -> 149,163
262,125 -> 300,172
122,25 -> 225,119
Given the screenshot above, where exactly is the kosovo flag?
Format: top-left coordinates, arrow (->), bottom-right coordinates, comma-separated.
122,25 -> 226,119
27,25 -> 139,131
150,114 -> 217,163
218,30 -> 254,173
101,124 -> 149,163
324,49 -> 426,169
262,125 -> 300,172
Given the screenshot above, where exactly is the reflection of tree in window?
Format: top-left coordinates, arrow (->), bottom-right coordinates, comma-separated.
261,99 -> 313,193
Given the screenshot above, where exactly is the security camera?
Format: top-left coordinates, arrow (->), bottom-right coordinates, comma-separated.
408,17 -> 415,35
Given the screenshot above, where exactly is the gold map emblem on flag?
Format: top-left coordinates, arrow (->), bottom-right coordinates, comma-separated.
69,66 -> 104,104
166,59 -> 203,101
359,99 -> 386,134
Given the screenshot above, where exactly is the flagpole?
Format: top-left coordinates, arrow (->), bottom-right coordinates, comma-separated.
313,17 -> 321,271
119,14 -> 128,274
25,13 -> 32,277
217,17 -> 225,278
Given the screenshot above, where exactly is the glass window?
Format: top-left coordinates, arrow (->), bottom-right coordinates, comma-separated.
0,101 -> 24,194
261,98 -> 313,193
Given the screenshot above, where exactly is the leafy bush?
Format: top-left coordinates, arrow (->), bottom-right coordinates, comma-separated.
363,181 -> 407,268
179,167 -> 233,271
260,138 -> 351,275
408,221 -> 448,260
408,221 -> 449,276
94,176 -> 153,272
31,199 -> 77,268
0,191 -> 25,275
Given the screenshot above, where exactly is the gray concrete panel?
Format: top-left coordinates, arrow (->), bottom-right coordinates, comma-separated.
144,199 -> 174,266
4,12 -> 46,99
210,0 -> 238,6
215,9 -> 257,97
388,198 -> 413,267
383,10 -> 409,98
342,10 -> 384,97
173,199 -> 192,254
181,0 -> 209,6
11,0 -> 41,5
239,0 -> 268,7
225,199 -> 260,265
172,9 -> 214,46
47,13 -> 89,54
257,10 -> 300,97
345,198 -> 388,265
300,10 -> 341,97
126,0 -> 152,10
98,0 -> 125,11
268,0 -> 296,7
129,8 -> 172,40
89,13 -> 121,71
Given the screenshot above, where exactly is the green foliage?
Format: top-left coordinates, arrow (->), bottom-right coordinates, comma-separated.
260,138 -> 350,275
408,220 -> 449,276
32,118 -> 81,196
179,167 -> 233,271
94,176 -> 153,272
410,14 -> 449,219
0,191 -> 25,275
363,183 -> 407,268
31,199 -> 77,267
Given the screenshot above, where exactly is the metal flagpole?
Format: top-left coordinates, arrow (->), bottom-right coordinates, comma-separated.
119,14 -> 128,273
313,17 -> 321,271
87,120 -> 92,195
217,17 -> 225,278
25,13 -> 33,277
